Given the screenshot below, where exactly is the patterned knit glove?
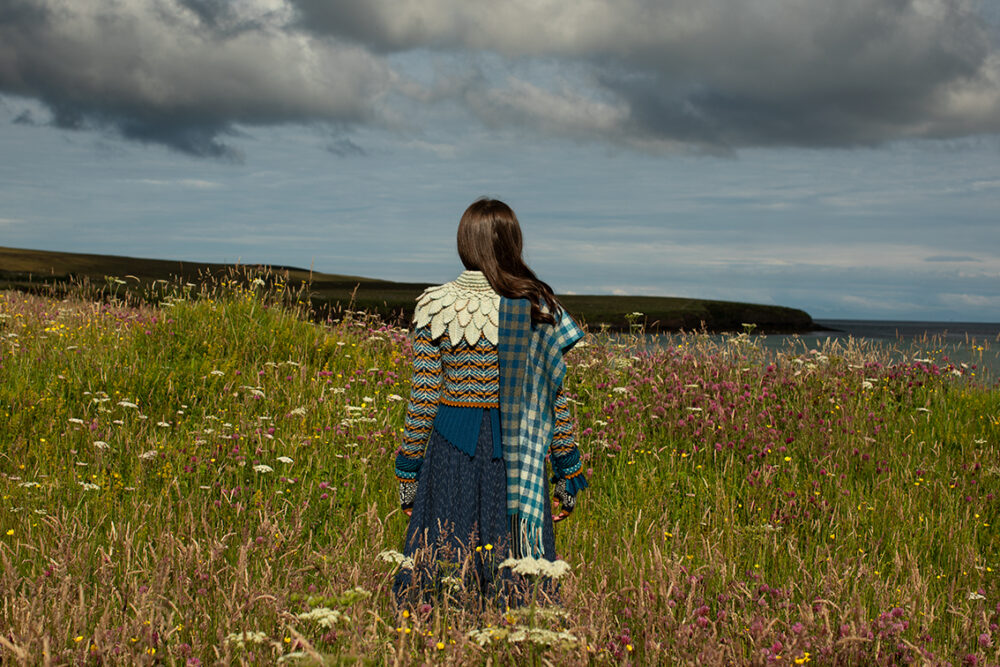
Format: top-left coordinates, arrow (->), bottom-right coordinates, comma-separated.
399,480 -> 418,510
553,478 -> 576,513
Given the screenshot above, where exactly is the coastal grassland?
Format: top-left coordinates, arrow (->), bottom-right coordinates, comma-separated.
0,279 -> 997,666
0,245 -> 814,333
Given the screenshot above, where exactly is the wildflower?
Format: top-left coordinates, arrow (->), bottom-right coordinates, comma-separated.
157,421 -> 171,428
93,441 -> 110,450
118,401 -> 139,409
436,642 -> 445,650
387,394 -> 404,402
139,450 -> 158,460
68,418 -> 85,425
224,631 -> 269,647
968,591 -> 986,601
5,529 -> 12,536
277,652 -> 308,664
276,456 -> 293,464
78,482 -> 100,491
296,607 -> 349,627
498,556 -> 571,579
210,370 -> 225,376
378,550 -> 414,569
289,407 -> 306,417
253,464 -> 274,473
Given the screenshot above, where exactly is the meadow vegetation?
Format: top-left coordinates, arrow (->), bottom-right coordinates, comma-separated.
0,273 -> 997,665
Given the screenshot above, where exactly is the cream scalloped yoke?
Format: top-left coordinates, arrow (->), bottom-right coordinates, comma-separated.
413,271 -> 501,346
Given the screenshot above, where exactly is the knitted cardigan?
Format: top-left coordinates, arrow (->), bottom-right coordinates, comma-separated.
394,271 -> 586,508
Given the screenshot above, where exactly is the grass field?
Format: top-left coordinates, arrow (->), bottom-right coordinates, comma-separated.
0,273 -> 997,665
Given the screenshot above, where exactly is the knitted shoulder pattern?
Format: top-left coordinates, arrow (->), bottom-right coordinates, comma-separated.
414,271 -> 501,346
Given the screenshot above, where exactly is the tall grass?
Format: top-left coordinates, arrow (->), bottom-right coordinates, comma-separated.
1,276 -> 997,665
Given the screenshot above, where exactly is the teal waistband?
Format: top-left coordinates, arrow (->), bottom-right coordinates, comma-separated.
433,404 -> 502,459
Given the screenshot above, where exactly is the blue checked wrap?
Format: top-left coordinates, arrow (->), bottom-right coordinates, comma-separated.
498,298 -> 585,558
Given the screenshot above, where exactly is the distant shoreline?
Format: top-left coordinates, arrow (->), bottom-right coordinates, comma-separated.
3,244 -> 815,334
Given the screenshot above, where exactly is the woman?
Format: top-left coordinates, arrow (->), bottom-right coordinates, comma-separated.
392,198 -> 589,608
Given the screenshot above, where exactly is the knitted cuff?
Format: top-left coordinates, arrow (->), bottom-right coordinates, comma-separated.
553,478 -> 576,513
399,480 -> 418,509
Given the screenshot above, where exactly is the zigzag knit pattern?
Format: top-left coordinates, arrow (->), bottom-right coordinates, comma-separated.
395,324 -> 580,485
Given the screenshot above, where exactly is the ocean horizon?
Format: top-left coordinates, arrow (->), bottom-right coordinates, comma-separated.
812,319 -> 1000,341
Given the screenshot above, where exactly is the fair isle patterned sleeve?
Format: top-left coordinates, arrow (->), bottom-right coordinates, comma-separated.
549,385 -> 589,499
395,325 -> 442,508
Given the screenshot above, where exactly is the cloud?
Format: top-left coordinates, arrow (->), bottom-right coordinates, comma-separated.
291,0 -> 1000,150
924,255 -> 981,262
2,0 -> 999,156
0,0 -> 393,157
129,178 -> 223,189
326,137 -> 366,157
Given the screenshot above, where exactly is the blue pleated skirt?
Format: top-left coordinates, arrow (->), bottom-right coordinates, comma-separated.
393,409 -> 558,610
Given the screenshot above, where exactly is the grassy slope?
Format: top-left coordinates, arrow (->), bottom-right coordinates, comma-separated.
0,245 -> 815,333
0,281 -> 996,665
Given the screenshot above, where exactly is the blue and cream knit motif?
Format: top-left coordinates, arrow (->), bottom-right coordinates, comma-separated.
396,327 -> 501,482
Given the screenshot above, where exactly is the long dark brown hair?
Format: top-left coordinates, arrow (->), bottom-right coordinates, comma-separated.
457,198 -> 560,325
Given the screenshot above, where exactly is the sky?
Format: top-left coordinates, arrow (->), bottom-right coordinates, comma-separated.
1,0 -> 999,322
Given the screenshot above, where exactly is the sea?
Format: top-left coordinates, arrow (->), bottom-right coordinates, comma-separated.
644,320 -> 1000,382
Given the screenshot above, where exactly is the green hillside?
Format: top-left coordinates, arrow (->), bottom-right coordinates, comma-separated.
0,245 -> 816,333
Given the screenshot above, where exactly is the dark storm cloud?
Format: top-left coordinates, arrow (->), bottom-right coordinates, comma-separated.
0,0 -> 392,157
289,0 -> 1000,150
2,0 -> 999,157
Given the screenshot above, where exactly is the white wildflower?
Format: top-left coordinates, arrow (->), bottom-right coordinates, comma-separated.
377,550 -> 414,569
289,407 -> 307,417
915,408 -> 931,413
210,369 -> 225,376
253,464 -> 274,473
224,630 -> 269,647
914,358 -> 933,364
441,575 -> 463,592
296,607 -> 349,627
686,407 -> 703,412
138,450 -> 158,460
118,401 -> 139,409
276,456 -> 293,464
18,481 -> 40,488
968,591 -> 986,601
611,387 -> 629,394
277,652 -> 308,664
68,418 -> 85,425
78,482 -> 100,491
362,396 -> 374,403
861,381 -> 874,390
387,394 -> 404,402
510,628 -> 579,647
498,556 -> 572,579
157,421 -> 171,428
251,278 -> 266,287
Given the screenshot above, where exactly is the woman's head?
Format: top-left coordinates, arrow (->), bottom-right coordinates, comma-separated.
457,198 -> 559,324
